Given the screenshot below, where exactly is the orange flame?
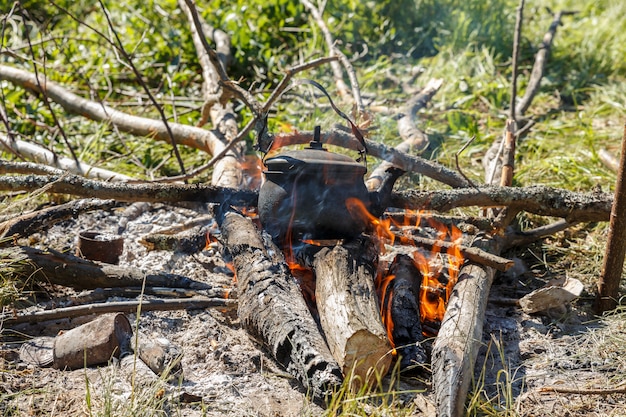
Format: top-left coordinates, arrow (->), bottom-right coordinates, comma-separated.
242,154 -> 264,190
345,198 -> 395,249
345,198 -> 465,338
375,273 -> 396,349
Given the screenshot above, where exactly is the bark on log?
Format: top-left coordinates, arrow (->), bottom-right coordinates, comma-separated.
2,246 -> 210,290
217,208 -> 343,399
0,173 -> 613,223
0,171 -> 257,206
392,185 -> 612,223
0,198 -> 119,240
431,235 -> 499,417
313,240 -> 393,386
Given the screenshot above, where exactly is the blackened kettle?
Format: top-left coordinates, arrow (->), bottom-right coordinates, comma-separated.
257,127 -> 371,243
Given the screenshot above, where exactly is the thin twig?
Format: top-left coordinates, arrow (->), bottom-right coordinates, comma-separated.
96,0 -> 187,176
157,56 -> 342,183
509,0 -> 525,121
1,297 -> 236,325
455,135 -> 479,189
540,383 -> 626,395
18,4 -> 80,168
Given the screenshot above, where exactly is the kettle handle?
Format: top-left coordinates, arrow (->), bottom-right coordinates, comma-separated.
257,79 -> 368,161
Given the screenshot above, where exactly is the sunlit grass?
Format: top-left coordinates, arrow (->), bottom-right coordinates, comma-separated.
1,0 -> 626,415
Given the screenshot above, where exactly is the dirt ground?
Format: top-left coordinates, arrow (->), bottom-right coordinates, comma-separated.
1,202 -> 625,416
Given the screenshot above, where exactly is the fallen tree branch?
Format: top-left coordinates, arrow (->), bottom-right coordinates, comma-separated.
0,64 -> 226,157
180,0 -> 244,188
540,383 -> 626,395
39,286 -> 234,308
0,134 -> 132,181
366,78 -> 443,191
392,185 -> 612,223
0,170 -> 257,206
501,219 -> 574,250
2,246 -> 211,290
0,171 -> 613,222
272,128 -> 472,188
0,198 -> 120,240
1,297 -> 236,325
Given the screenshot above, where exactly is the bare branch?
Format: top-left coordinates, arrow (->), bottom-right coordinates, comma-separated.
517,10 -> 578,117
300,0 -> 365,116
0,65 -> 225,156
0,134 -> 132,181
18,3 -> 81,169
366,78 -> 443,190
0,198 -> 119,240
0,171 -> 257,206
179,0 -> 244,188
272,128 -> 472,188
392,185 -> 612,223
2,297 -> 235,325
97,0 -> 187,176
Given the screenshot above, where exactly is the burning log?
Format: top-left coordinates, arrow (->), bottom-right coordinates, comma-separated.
217,207 -> 343,399
384,254 -> 427,370
313,238 -> 393,386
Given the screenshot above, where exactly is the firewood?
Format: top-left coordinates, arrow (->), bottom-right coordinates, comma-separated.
2,297 -> 235,325
313,239 -> 393,387
217,208 -> 343,399
2,246 -> 211,290
397,232 -> 514,272
0,198 -> 119,240
386,254 -> 427,370
431,235 -> 499,417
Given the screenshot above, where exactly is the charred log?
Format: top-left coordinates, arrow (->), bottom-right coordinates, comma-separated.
386,254 -> 427,371
217,208 -> 343,399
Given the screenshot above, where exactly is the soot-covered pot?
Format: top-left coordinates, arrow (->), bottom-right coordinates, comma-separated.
258,127 -> 371,243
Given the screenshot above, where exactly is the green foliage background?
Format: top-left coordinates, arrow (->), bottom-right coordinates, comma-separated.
2,0 -> 626,414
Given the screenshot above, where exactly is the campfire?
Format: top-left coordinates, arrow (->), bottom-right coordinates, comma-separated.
212,114 -> 512,399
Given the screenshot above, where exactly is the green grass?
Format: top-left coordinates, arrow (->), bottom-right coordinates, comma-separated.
2,0 -> 626,415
